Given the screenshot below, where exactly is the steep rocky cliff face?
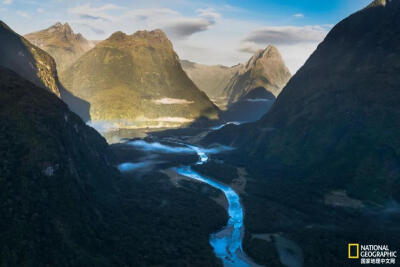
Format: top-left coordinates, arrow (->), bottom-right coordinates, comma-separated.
205,0 -> 400,203
248,0 -> 400,202
0,21 -> 61,97
0,67 -> 225,266
223,45 -> 291,105
0,67 -> 121,266
202,2 -> 400,265
25,22 -> 94,72
0,21 -> 91,122
181,46 -> 291,109
60,30 -> 219,129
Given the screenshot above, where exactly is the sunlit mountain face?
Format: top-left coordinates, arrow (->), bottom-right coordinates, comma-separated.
1,0 -> 399,266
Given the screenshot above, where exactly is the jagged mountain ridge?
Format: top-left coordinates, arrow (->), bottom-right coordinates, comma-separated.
25,22 -> 95,72
223,45 -> 292,105
60,29 -> 219,129
181,46 -> 291,109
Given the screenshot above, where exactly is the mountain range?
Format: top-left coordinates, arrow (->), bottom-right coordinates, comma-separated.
181,45 -> 291,109
202,1 -> 400,265
206,0 -> 400,204
60,30 -> 220,129
2,1 -> 398,265
21,22 -> 290,127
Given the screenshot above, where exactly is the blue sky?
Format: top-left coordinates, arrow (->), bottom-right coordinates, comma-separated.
0,0 -> 372,72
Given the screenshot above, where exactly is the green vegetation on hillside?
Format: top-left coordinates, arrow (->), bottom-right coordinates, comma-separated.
0,67 -> 227,266
0,21 -> 61,97
60,30 -> 219,125
201,1 -> 400,265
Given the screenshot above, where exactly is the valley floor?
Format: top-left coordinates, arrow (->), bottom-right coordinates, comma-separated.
110,126 -> 400,267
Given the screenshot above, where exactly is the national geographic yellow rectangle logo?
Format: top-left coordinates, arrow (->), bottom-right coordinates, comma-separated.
348,243 -> 360,259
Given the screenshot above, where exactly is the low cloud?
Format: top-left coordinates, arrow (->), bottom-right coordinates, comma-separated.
118,160 -> 164,173
239,25 -> 330,73
164,18 -> 213,39
127,140 -> 233,155
125,8 -> 179,21
197,8 -> 220,22
69,4 -> 122,22
244,25 -> 327,46
239,41 -> 262,54
163,8 -> 220,39
153,98 -> 194,105
68,4 -> 220,40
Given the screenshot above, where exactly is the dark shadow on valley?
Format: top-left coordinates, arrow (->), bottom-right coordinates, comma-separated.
148,87 -> 276,140
58,83 -> 91,122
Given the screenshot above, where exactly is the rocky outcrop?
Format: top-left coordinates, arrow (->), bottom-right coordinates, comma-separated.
25,22 -> 94,72
223,45 -> 291,105
0,21 -> 61,97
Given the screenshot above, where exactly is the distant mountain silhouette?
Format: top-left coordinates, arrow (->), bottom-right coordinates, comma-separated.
181,60 -> 242,109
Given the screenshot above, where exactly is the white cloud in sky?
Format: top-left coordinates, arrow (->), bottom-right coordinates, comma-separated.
293,13 -> 304,18
243,25 -> 327,45
239,25 -> 329,73
17,10 -> 30,18
11,2 -> 331,73
3,0 -> 12,5
69,3 -> 122,21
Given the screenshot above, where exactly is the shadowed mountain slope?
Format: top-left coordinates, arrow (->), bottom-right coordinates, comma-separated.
201,1 -> 400,265
0,66 -> 121,266
0,67 -> 226,266
221,87 -> 276,123
205,0 -> 400,203
0,21 -> 61,97
0,21 -> 91,121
